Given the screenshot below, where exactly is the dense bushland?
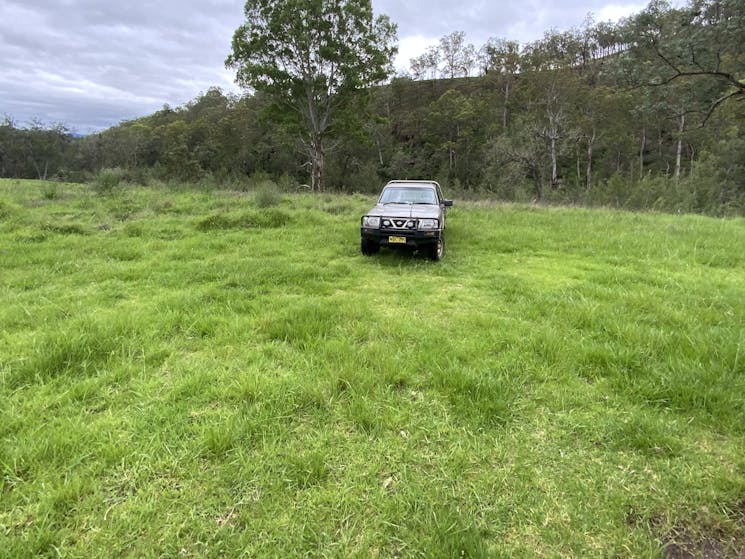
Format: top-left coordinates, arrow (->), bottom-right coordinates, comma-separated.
1,0 -> 743,214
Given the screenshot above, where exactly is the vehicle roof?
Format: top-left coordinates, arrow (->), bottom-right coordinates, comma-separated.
383,180 -> 439,189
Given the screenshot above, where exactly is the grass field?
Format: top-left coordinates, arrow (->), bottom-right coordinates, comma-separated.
1,178 -> 744,558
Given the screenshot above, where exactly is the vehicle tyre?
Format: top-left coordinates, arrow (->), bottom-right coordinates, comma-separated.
361,238 -> 379,256
427,235 -> 444,261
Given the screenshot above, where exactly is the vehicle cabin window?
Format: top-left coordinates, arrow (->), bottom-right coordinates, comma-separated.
380,187 -> 437,205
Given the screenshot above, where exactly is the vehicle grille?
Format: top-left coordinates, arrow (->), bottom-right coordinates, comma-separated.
381,218 -> 416,229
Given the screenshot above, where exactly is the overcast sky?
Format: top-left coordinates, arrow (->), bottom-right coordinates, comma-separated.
0,0 -> 683,133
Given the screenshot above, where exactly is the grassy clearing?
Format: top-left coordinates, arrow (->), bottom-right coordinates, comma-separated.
1,178 -> 744,558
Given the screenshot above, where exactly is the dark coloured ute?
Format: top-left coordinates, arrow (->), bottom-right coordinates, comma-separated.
360,180 -> 453,261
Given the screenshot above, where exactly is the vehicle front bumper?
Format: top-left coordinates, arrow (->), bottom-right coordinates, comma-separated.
360,227 -> 441,249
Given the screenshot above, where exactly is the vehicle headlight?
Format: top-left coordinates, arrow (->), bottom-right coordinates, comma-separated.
362,216 -> 380,228
418,218 -> 438,230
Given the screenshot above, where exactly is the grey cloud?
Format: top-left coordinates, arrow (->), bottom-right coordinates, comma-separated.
1,0 -> 243,131
374,0 -> 639,45
2,0 -> 657,132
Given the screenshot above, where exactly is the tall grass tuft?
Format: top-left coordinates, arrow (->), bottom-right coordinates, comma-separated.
40,181 -> 62,200
7,313 -> 136,387
194,208 -> 290,231
253,180 -> 283,208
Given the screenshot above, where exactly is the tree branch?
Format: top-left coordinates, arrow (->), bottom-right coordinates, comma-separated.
701,89 -> 743,126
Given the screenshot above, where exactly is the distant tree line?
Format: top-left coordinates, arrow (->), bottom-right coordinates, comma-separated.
0,117 -> 75,181
1,0 -> 743,215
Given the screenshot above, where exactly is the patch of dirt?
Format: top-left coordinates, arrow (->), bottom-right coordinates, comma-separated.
662,502 -> 745,559
663,534 -> 739,559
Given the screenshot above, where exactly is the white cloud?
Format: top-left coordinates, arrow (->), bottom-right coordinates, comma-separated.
395,34 -> 440,73
1,0 -> 677,131
596,2 -> 647,22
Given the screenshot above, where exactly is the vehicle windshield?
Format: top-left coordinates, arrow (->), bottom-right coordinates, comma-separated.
379,187 -> 437,205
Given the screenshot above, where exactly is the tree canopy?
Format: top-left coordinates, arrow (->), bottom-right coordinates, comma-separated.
225,0 -> 397,191
3,0 -> 744,216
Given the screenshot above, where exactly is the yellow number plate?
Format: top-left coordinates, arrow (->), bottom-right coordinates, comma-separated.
388,236 -> 407,244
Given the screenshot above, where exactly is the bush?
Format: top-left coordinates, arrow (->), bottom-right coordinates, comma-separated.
93,168 -> 125,194
684,145 -> 745,216
277,173 -> 296,192
341,161 -> 381,194
253,181 -> 283,208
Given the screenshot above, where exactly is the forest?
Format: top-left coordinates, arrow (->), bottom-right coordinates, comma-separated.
1,0 -> 743,215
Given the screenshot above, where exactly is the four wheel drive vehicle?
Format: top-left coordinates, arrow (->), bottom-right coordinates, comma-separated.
360,180 -> 453,261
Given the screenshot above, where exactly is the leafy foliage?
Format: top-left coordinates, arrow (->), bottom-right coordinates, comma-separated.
93,167 -> 125,194
226,0 -> 397,191
2,0 -> 744,215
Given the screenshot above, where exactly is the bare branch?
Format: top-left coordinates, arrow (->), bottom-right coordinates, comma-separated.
701,89 -> 744,126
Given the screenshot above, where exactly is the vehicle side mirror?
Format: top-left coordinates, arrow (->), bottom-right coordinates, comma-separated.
443,199 -> 453,207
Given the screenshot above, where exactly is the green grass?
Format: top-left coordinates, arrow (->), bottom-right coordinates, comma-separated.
1,178 -> 744,558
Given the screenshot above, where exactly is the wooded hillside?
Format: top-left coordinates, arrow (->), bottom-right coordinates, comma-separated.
1,0 -> 743,215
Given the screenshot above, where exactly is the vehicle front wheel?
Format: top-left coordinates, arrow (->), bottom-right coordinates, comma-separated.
361,238 -> 380,256
427,236 -> 444,261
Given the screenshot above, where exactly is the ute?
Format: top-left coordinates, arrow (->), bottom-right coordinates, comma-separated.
360,180 -> 453,261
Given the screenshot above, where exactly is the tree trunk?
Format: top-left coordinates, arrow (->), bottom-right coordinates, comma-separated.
688,144 -> 695,177
675,113 -> 685,180
531,163 -> 543,202
586,129 -> 595,191
310,136 -> 324,192
544,92 -> 562,190
31,158 -> 44,181
639,127 -> 646,178
550,135 -> 558,189
503,80 -> 510,130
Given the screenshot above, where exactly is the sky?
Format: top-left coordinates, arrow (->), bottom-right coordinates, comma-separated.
0,0 -> 683,133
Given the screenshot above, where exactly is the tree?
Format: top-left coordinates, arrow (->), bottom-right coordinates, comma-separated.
226,0 -> 397,191
626,0 -> 745,124
0,116 -> 19,177
425,89 -> 480,182
438,31 -> 476,79
484,122 -> 547,201
480,38 -> 522,130
0,119 -> 73,180
410,45 -> 440,80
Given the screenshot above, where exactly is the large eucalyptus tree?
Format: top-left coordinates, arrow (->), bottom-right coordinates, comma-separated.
226,0 -> 397,191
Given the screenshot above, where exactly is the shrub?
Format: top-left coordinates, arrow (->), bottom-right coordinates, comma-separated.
277,172 -> 296,192
93,168 -> 125,194
253,181 -> 283,208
